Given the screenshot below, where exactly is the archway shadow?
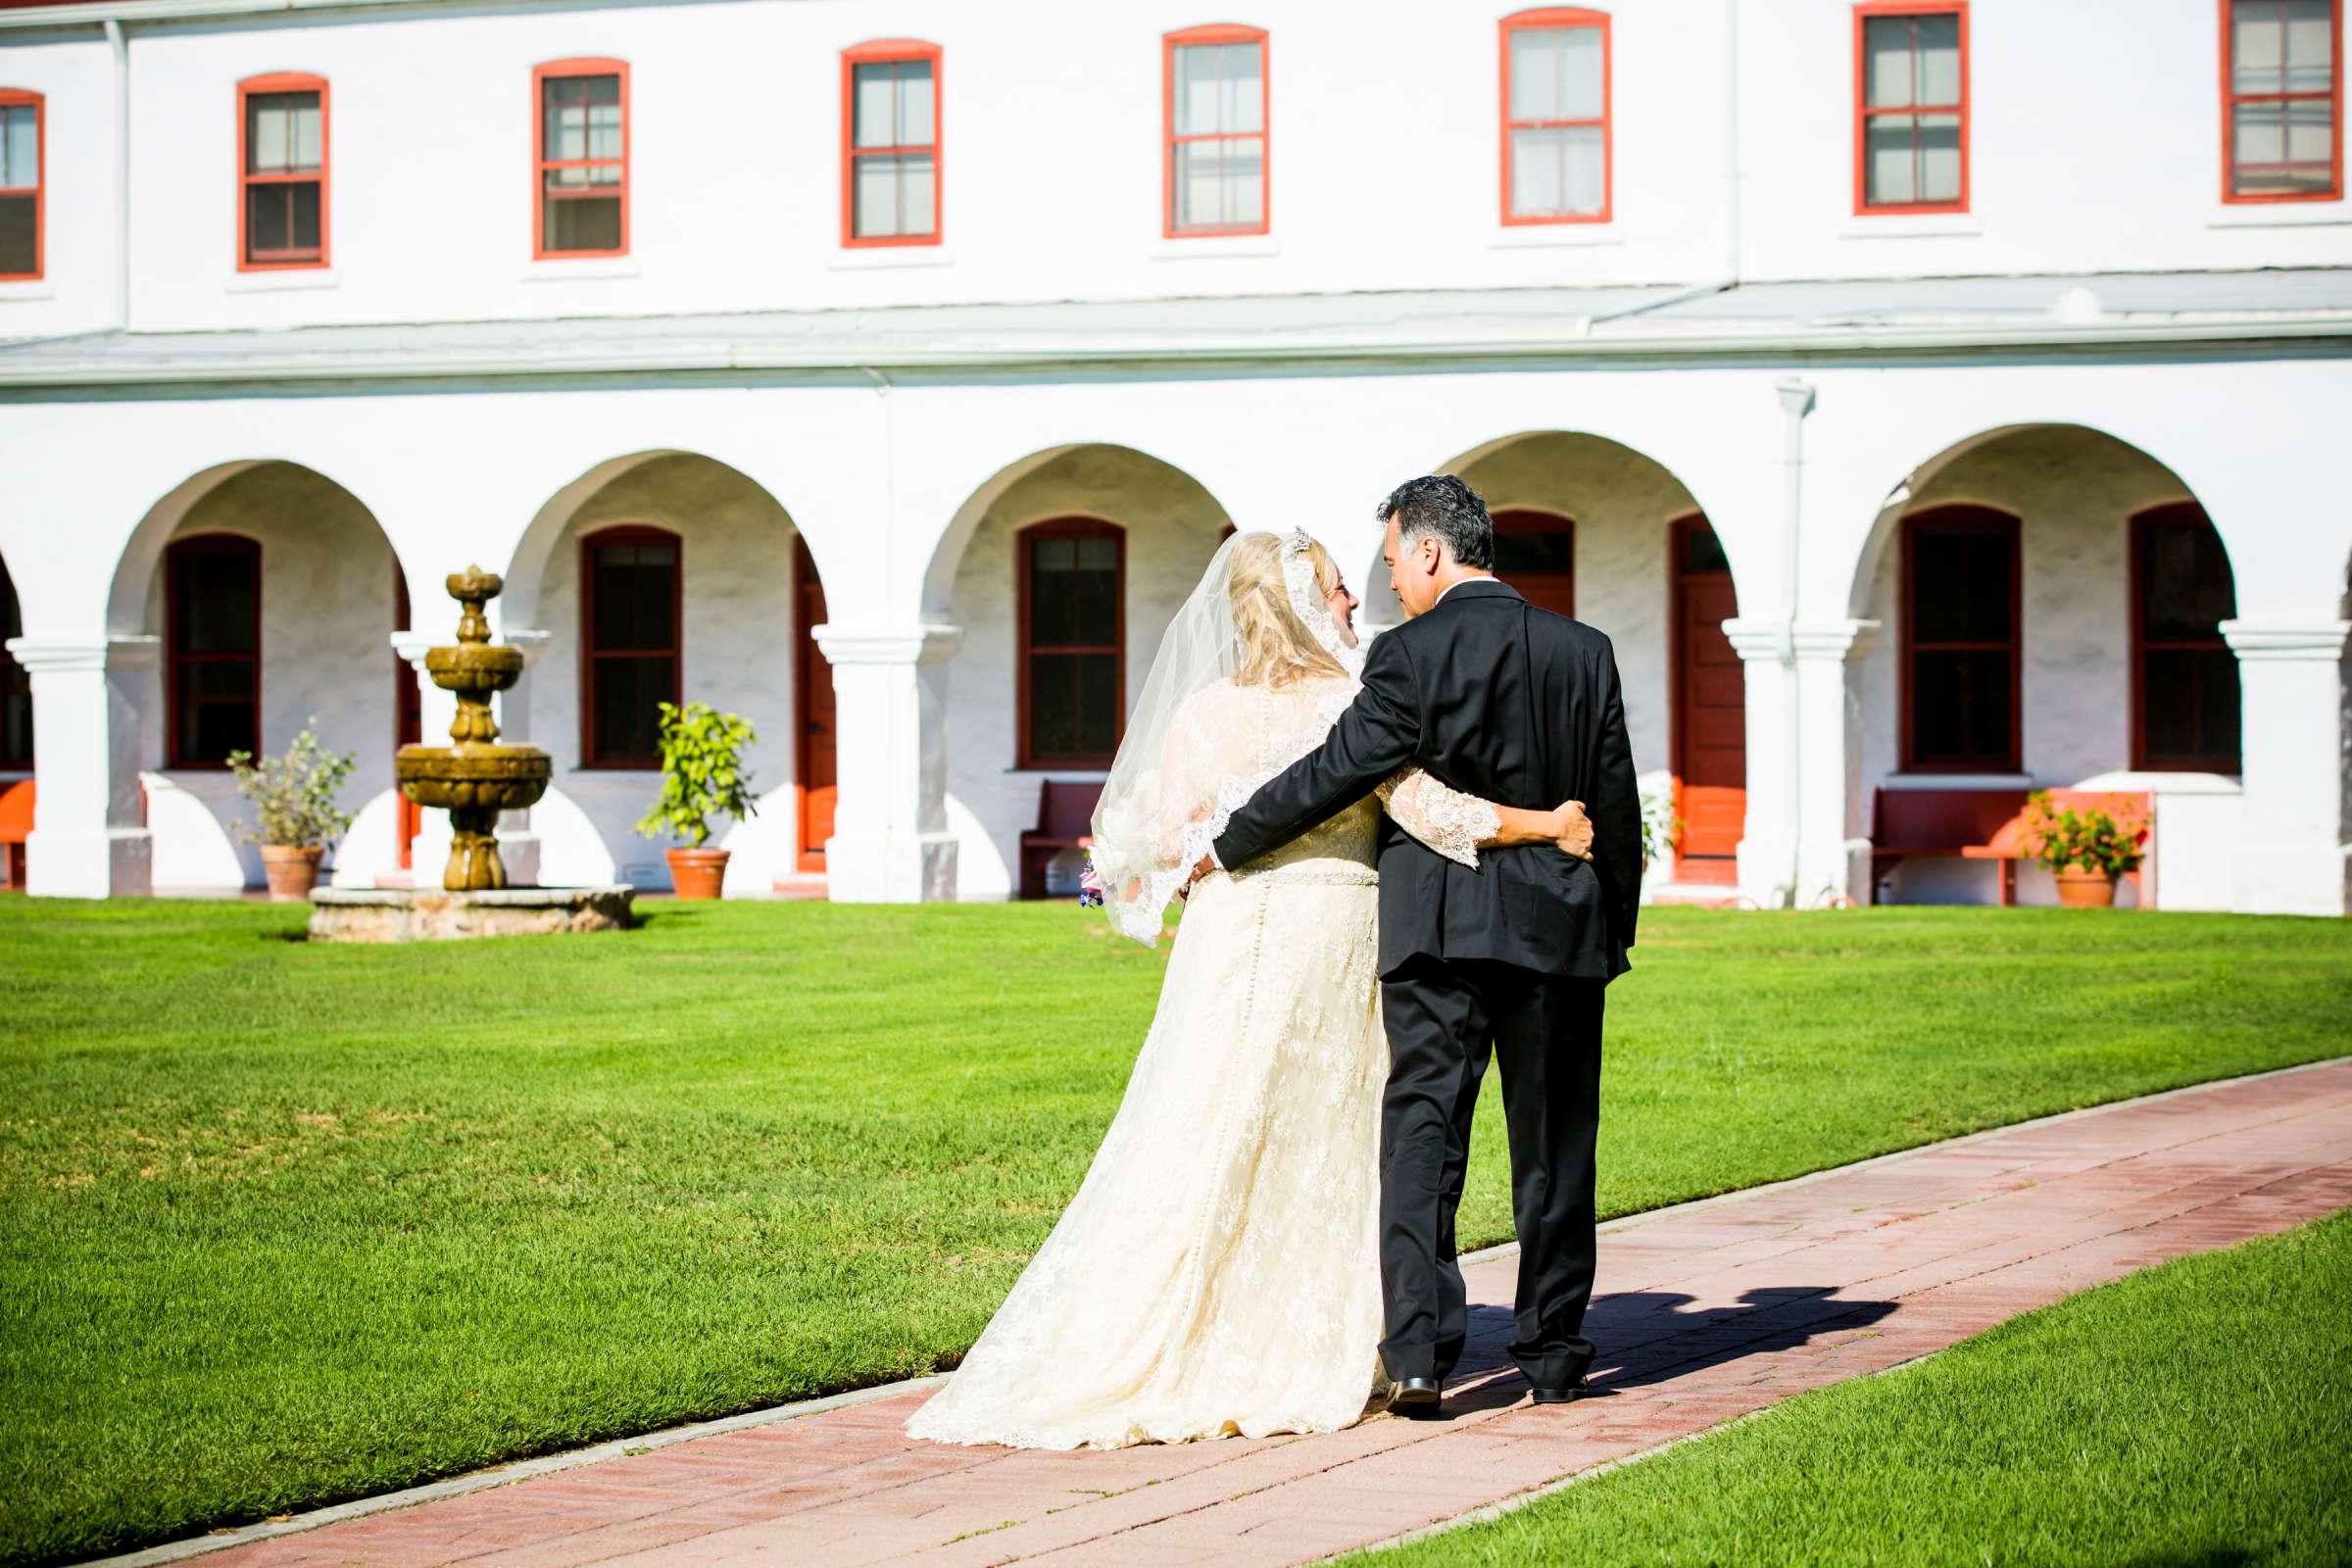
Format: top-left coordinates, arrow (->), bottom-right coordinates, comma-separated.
1434,1286 -> 1900,1417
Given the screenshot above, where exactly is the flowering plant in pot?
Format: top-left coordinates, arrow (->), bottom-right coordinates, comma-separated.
226,722 -> 357,902
1639,785 -> 1684,874
2021,791 -> 2146,908
635,702 -> 760,900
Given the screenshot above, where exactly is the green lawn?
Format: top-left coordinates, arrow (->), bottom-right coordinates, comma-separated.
1361,1209 -> 2352,1568
1,900 -> 2347,1567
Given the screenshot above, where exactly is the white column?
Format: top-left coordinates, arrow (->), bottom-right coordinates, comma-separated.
493,626 -> 552,888
392,629 -> 455,889
812,623 -> 962,903
5,635 -> 156,898
1726,618 -> 1878,908
2220,618 -> 2349,917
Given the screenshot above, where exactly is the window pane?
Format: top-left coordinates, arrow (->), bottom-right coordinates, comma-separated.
1494,528 -> 1575,574
587,98 -> 622,162
898,59 -> 935,145
174,550 -> 258,656
291,94 -> 323,172
1029,540 -> 1075,643
2235,99 -> 2288,170
246,184 -> 285,256
1511,127 -> 1565,216
2286,0 -> 2335,90
1918,112 -> 1962,202
1077,652 -> 1119,757
544,80 -> 580,160
1911,525 -> 2012,644
854,61 -> 899,149
854,154 -> 901,237
1,193 -> 38,274
1558,26 -> 1603,119
182,695 -> 257,766
1174,43 -> 1219,136
544,190 -> 622,252
1866,115 -> 1918,204
190,662 -> 256,699
2142,523 -> 2236,640
1682,525 -> 1731,575
1028,654 -> 1078,758
1221,43 -> 1263,134
1916,13 -> 1961,105
1509,27 -> 1563,121
1863,17 -> 1916,108
592,656 -> 671,762
898,153 -> 936,235
1911,650 -> 2011,766
591,540 -> 675,651
2142,648 -> 2242,768
249,94 -> 289,174
2,676 -> 28,767
1073,556 -> 1118,646
289,180 -> 321,251
1,105 -> 35,190
2233,0 -> 2283,93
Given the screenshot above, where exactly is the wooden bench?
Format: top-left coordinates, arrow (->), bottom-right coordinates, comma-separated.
1869,787 -> 2028,905
1962,789 -> 2153,908
0,779 -> 32,891
1019,780 -> 1103,900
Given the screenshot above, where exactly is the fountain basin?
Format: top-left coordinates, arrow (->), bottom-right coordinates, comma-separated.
309,886 -> 636,943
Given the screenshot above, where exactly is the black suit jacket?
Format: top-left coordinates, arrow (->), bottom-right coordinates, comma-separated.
1212,578 -> 1641,981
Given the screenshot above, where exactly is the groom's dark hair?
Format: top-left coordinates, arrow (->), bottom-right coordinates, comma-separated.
1375,474 -> 1494,570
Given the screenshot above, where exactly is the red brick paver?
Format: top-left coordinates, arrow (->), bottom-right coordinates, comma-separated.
179,1060 -> 2352,1568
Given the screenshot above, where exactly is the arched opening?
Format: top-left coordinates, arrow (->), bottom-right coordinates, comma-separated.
507,451 -> 817,895
927,443 -> 1233,898
1396,432 -> 1744,887
1849,423 -> 2242,909
106,462 -> 407,893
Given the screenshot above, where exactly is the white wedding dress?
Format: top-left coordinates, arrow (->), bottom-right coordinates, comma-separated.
907,673 -> 1494,1449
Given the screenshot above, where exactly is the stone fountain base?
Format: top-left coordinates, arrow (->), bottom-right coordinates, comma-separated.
308,886 -> 637,944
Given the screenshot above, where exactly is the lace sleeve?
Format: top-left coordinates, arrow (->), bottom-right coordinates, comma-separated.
1378,768 -> 1501,870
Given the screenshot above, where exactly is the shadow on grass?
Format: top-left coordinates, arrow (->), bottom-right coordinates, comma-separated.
1435,1286 -> 1900,1417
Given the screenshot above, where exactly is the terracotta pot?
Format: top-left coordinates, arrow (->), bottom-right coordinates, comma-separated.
665,847 -> 731,901
260,845 -> 325,903
2054,866 -> 2119,908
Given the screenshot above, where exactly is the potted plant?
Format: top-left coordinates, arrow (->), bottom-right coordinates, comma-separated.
635,701 -> 760,900
1639,785 -> 1683,876
2021,791 -> 2146,908
226,722 -> 357,903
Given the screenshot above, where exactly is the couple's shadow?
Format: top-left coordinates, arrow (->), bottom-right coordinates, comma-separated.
1432,1286 -> 1899,1418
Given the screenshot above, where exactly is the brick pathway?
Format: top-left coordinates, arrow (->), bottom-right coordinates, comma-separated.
170,1060 -> 2352,1568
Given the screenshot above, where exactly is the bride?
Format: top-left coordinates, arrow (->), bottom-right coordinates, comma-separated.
907,529 -> 1591,1450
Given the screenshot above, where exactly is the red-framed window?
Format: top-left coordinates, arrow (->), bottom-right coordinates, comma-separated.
1899,506 -> 2018,772
2132,504 -> 2242,773
580,524 -> 678,768
1017,517 -> 1124,769
1854,2 -> 1969,214
0,88 -> 40,281
1499,9 -> 1611,224
1164,24 -> 1268,237
2222,0 -> 2342,201
165,535 -> 262,770
237,74 -> 327,270
0,555 -> 29,769
534,58 -> 628,258
843,39 -> 941,246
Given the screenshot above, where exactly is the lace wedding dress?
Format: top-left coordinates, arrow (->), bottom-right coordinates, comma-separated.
906,670 -> 1495,1449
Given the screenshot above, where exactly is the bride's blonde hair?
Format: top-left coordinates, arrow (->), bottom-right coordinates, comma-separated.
1227,531 -> 1352,690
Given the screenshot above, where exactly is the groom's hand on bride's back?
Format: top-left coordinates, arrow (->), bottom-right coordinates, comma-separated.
1553,802 -> 1595,862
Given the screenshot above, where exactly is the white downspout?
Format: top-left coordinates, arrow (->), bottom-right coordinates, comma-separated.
106,18 -> 128,330
1723,0 -> 1741,282
1775,378 -> 1816,907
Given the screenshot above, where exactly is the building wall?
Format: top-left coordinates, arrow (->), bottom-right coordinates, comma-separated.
942,446 -> 1230,898
4,0 -> 2347,344
126,462 -> 398,888
519,453 -> 803,894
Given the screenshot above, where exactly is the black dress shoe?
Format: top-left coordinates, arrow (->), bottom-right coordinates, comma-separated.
1387,1377 -> 1443,1417
1528,1378 -> 1592,1405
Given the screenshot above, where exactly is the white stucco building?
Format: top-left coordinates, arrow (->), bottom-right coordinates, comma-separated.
1,0 -> 2346,914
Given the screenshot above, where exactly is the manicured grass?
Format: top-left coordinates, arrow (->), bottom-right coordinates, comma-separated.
1,900 -> 2347,1566
1360,1209 -> 2352,1568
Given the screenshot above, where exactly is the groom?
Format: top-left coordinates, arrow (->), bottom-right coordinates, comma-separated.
1206,474 -> 1641,1415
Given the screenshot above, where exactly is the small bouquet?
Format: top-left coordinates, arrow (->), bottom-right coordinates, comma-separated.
1077,852 -> 1105,908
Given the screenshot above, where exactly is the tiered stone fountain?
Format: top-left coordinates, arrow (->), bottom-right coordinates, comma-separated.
309,568 -> 635,942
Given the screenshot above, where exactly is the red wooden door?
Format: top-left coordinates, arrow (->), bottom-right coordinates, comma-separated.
394,572 -> 421,870
794,537 -> 837,873
1492,509 -> 1575,618
1672,520 -> 1744,882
